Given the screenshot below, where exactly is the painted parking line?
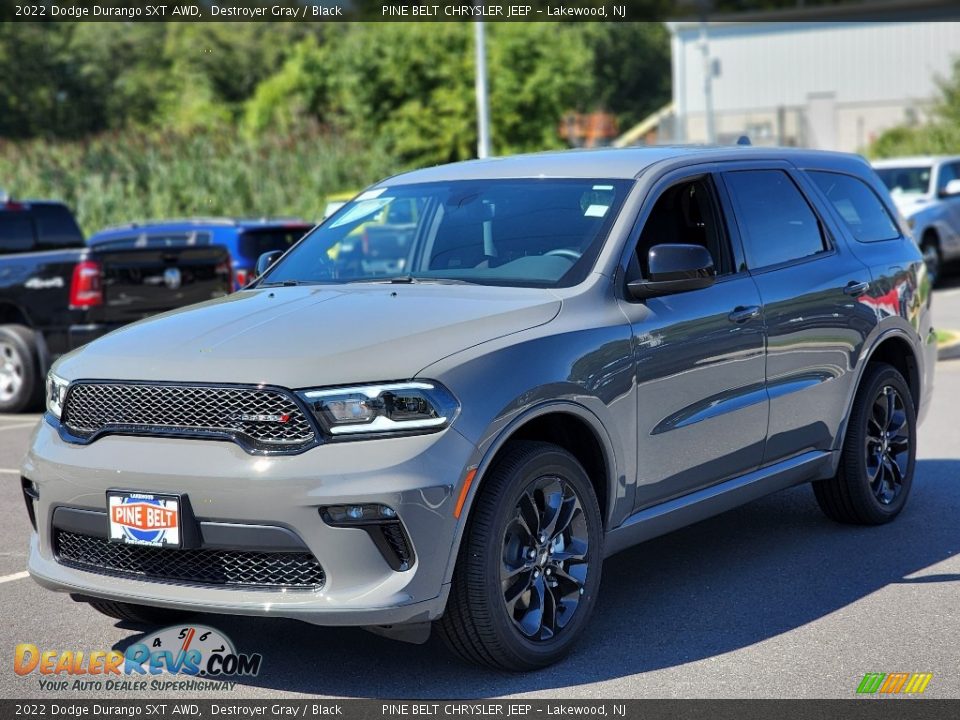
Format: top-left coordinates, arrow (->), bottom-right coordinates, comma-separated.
0,422 -> 38,432
0,468 -> 20,475
0,571 -> 29,585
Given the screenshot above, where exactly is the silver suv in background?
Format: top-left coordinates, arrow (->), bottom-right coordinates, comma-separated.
24,146 -> 936,671
873,155 -> 960,282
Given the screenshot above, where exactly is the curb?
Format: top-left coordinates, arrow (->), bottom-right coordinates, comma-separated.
938,330 -> 960,361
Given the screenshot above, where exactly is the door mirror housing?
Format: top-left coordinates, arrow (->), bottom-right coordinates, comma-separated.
627,244 -> 716,299
940,178 -> 960,198
254,250 -> 285,280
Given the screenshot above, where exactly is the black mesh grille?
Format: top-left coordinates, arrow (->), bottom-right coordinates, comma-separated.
379,521 -> 414,571
54,530 -> 325,589
61,382 -> 315,452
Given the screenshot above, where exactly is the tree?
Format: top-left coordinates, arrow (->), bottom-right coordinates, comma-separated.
868,57 -> 960,158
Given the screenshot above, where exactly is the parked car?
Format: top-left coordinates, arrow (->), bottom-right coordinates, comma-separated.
0,198 -> 231,413
873,155 -> 960,282
25,146 -> 935,671
87,218 -> 314,291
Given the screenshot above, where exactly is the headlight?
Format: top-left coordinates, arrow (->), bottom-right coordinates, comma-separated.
46,372 -> 69,419
297,381 -> 459,437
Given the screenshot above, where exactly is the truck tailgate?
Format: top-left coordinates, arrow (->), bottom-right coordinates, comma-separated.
92,246 -> 231,323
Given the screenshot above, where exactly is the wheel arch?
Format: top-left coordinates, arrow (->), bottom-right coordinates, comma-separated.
0,302 -> 33,327
835,329 -> 923,453
440,401 -> 621,587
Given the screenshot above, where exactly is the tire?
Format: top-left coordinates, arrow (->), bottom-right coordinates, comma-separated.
0,324 -> 42,413
437,441 -> 603,671
813,363 -> 916,525
920,233 -> 942,286
76,597 -> 193,626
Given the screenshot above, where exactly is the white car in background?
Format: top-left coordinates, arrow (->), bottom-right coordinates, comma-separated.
873,156 -> 960,283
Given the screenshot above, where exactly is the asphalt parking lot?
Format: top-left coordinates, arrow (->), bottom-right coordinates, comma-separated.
2,283 -> 959,700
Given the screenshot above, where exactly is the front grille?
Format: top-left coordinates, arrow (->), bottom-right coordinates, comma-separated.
61,382 -> 315,453
54,530 -> 325,589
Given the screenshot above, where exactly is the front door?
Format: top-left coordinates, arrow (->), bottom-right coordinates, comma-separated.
618,172 -> 768,511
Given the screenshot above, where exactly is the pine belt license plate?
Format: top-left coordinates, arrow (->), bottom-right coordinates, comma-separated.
107,491 -> 181,548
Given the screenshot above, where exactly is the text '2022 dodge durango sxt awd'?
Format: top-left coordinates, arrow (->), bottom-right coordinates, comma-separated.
23,146 -> 936,671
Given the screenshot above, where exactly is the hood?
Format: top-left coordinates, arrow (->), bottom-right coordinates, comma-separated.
889,193 -> 933,218
55,284 -> 561,388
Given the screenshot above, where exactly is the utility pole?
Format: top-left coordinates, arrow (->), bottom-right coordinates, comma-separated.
699,16 -> 716,144
474,20 -> 492,159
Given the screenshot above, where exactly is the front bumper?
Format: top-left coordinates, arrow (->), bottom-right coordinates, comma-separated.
22,418 -> 477,626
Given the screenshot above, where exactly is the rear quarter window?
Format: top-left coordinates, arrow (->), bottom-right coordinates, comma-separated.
0,213 -> 36,254
808,171 -> 900,243
32,203 -> 84,250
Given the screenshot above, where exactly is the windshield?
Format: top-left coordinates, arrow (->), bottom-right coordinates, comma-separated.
259,179 -> 632,288
875,166 -> 932,198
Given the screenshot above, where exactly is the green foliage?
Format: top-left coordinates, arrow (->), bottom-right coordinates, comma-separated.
244,24 -> 599,166
0,123 -> 394,235
0,21 -> 673,232
868,57 -> 960,158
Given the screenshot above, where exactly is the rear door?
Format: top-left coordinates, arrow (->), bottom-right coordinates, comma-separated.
89,232 -> 231,324
719,164 -> 874,465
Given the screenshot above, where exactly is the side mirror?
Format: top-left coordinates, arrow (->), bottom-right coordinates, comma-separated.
254,250 -> 284,280
940,178 -> 960,198
627,244 -> 716,299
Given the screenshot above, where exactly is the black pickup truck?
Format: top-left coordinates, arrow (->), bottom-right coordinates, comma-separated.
0,198 -> 232,412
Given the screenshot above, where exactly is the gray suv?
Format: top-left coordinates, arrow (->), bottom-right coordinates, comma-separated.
23,146 -> 936,671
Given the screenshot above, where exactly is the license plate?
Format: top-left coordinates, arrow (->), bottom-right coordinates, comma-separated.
107,492 -> 181,548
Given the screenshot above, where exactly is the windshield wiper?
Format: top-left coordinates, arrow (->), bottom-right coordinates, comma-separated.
344,276 -> 418,284
259,279 -> 306,287
344,276 -> 481,286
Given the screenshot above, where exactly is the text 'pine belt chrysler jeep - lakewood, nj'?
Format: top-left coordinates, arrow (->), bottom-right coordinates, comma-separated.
22,146 -> 937,671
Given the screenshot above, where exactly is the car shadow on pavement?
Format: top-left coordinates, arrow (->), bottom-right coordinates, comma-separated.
111,458 -> 960,697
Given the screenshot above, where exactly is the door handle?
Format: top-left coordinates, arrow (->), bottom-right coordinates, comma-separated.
728,305 -> 761,324
843,280 -> 870,297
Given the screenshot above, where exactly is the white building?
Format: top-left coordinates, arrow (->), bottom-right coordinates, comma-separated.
664,16 -> 960,152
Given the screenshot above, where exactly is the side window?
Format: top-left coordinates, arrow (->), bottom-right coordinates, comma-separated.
723,170 -> 827,270
808,171 -> 900,243
633,177 -> 732,277
33,204 -> 84,250
0,214 -> 36,254
937,162 -> 960,194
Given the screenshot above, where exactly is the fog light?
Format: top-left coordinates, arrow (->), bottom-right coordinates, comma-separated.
321,503 -> 396,526
319,503 -> 413,572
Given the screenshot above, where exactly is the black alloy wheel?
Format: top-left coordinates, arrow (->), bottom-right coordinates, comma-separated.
813,362 -> 916,525
500,475 -> 590,641
865,384 -> 910,505
438,441 -> 603,670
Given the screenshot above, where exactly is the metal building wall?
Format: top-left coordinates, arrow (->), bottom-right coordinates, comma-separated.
669,21 -> 960,151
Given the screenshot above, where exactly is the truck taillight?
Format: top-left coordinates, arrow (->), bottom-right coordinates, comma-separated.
234,268 -> 251,289
69,260 -> 103,309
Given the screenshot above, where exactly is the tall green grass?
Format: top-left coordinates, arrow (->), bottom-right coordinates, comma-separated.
0,123 -> 396,236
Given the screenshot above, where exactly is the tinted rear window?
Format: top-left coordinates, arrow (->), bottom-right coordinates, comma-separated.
239,227 -> 311,260
0,213 -> 36,254
32,204 -> 84,250
723,170 -> 827,269
808,171 -> 900,243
